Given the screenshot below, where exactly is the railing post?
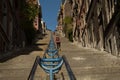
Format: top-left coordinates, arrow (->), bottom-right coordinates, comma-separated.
50,70 -> 53,80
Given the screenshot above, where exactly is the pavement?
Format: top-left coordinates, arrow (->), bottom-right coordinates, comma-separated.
60,37 -> 120,80
1,33 -> 120,80
0,31 -> 51,80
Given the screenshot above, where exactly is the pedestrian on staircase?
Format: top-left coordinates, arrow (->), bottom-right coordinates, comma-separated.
55,34 -> 61,50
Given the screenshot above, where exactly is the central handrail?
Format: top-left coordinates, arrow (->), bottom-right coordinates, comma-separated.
28,56 -> 76,80
28,33 -> 76,80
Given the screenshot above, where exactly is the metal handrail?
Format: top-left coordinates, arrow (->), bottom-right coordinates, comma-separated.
63,55 -> 76,80
28,34 -> 76,80
28,34 -> 62,80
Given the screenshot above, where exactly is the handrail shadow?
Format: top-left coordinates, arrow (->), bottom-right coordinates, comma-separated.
28,56 -> 40,80
0,45 -> 43,63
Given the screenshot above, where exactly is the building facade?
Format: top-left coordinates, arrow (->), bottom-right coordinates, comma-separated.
58,0 -> 120,56
57,5 -> 64,37
57,0 -> 73,38
41,20 -> 47,35
0,0 -> 26,55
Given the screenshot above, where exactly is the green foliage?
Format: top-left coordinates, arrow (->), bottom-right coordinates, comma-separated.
63,24 -> 73,42
20,2 -> 38,45
63,16 -> 72,35
22,3 -> 38,21
23,20 -> 36,45
63,16 -> 72,24
68,27 -> 73,42
63,16 -> 73,42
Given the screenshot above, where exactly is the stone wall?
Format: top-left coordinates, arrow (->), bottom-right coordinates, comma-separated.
75,0 -> 120,56
58,0 -> 120,56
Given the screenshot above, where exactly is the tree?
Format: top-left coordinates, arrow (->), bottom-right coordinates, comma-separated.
20,1 -> 39,45
63,16 -> 73,42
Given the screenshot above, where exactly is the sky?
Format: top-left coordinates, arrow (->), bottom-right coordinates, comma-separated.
39,0 -> 61,31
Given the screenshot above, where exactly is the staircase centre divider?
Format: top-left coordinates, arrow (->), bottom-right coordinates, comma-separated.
28,33 -> 76,80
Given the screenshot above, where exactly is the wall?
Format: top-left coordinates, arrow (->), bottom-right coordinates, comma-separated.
58,0 -> 120,56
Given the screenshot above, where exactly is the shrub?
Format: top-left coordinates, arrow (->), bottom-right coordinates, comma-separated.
63,16 -> 73,42
20,2 -> 38,45
63,16 -> 72,24
68,28 -> 73,42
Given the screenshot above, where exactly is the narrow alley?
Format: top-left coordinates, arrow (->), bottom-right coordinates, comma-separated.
0,31 -> 120,80
0,0 -> 120,80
